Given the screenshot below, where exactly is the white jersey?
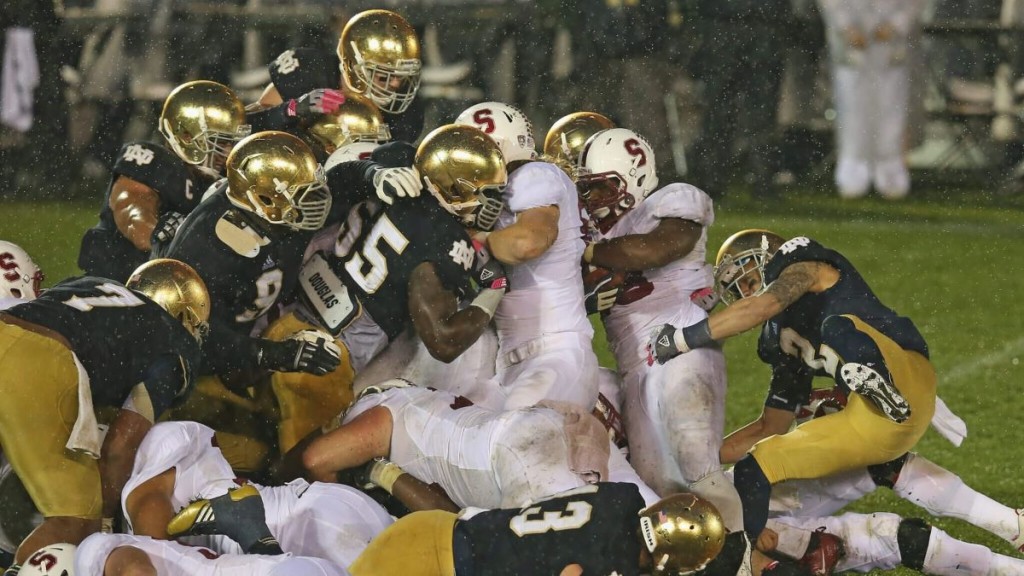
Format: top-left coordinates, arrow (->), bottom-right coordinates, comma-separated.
493,162 -> 592,350
76,533 -> 348,576
123,421 -> 392,566
600,183 -> 715,370
344,384 -> 582,508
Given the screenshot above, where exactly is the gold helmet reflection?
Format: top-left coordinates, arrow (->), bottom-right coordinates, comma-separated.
306,91 -> 391,154
159,80 -> 251,176
639,493 -> 726,574
126,259 -> 211,344
415,124 -> 507,231
713,229 -> 786,306
543,111 -> 615,168
226,131 -> 331,231
338,10 -> 421,114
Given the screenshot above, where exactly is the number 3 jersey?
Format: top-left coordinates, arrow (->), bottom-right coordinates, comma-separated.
455,482 -> 646,576
327,196 -> 476,341
2,277 -> 201,416
597,183 -> 716,371
757,237 -> 929,411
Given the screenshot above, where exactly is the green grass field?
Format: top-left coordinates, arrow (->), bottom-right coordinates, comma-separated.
2,187 -> 1023,573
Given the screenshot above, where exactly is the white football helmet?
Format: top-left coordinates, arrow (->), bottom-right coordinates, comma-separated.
455,102 -> 537,162
576,128 -> 659,232
19,543 -> 77,576
324,141 -> 382,171
0,241 -> 43,300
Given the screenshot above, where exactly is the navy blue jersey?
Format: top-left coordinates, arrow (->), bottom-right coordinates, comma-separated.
162,184 -> 315,374
267,47 -> 425,142
327,196 -> 476,340
78,142 -> 209,282
3,277 -> 200,416
456,483 -> 646,576
757,237 -> 928,410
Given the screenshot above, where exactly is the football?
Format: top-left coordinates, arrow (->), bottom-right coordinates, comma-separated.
582,265 -> 627,294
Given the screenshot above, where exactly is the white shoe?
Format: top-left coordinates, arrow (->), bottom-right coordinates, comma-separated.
840,363 -> 911,423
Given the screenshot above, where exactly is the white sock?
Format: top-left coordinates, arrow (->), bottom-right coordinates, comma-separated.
894,454 -> 1020,542
922,526 -> 995,575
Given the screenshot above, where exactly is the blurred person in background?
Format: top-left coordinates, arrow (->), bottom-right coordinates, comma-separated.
818,0 -> 926,200
688,0 -> 792,201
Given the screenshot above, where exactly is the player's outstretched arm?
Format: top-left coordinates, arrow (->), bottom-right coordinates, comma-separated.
109,175 -> 161,252
484,205 -> 558,265
586,218 -> 701,272
720,407 -> 796,465
300,406 -> 392,483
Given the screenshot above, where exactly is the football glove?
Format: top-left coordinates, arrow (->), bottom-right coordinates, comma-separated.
372,166 -> 421,205
150,210 -> 185,254
286,88 -> 346,123
583,266 -> 619,314
471,238 -> 508,292
256,330 -> 342,375
646,319 -> 715,365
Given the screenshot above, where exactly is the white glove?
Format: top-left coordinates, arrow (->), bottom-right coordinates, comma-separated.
372,166 -> 421,205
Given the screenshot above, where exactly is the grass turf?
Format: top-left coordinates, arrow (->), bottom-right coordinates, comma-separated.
2,188 -> 1023,572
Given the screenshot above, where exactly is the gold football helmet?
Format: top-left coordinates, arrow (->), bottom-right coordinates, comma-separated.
226,131 -> 331,232
126,258 -> 211,344
639,493 -> 726,574
306,91 -> 392,154
415,124 -> 507,231
338,10 -> 421,114
543,112 -> 615,168
714,229 -> 786,305
159,80 -> 251,176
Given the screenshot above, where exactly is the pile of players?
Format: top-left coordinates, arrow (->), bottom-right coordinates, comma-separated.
1,8 -> 1023,576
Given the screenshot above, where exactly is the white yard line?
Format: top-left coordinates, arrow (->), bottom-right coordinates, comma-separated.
943,335 -> 1024,384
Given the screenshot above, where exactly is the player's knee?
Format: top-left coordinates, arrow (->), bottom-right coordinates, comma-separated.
896,517 -> 932,571
104,546 -> 157,576
867,453 -> 908,488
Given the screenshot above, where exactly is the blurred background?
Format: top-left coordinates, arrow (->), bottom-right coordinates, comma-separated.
2,0 -> 1024,203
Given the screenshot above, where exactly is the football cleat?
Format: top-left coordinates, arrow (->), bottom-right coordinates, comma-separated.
840,362 -> 911,423
799,527 -> 846,576
167,484 -> 283,555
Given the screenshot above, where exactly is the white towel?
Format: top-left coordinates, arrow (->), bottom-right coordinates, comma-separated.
1,27 -> 39,133
66,352 -> 104,459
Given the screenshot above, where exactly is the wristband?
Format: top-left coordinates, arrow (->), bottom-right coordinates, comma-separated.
583,242 -> 597,264
369,459 -> 406,494
470,288 -> 505,318
680,318 -> 715,350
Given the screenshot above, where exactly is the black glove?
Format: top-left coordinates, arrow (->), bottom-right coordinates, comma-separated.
286,88 -> 346,124
150,210 -> 185,255
255,330 -> 342,375
582,266 -> 620,314
647,323 -> 684,366
472,238 -> 509,292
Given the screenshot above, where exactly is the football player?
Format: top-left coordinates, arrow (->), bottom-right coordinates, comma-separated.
649,230 -> 937,542
0,241 -> 43,307
768,512 -> 1024,575
350,485 -> 725,576
285,379 -> 607,510
78,81 -> 250,282
119,421 -> 391,567
575,128 -> 744,531
66,535 -> 348,576
250,10 -> 425,143
303,91 -> 391,160
298,124 -> 509,375
455,102 -> 600,411
0,259 -> 208,571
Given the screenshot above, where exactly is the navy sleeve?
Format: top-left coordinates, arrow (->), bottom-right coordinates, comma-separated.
140,354 -> 192,417
428,226 -> 476,299
269,47 -> 341,100
384,96 -> 426,143
112,142 -> 183,196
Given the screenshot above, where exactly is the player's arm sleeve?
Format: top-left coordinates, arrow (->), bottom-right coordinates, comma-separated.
268,47 -> 337,100
371,141 -> 417,168
384,95 -> 426,143
504,163 -> 563,213
428,232 -> 477,298
200,319 -> 262,376
244,102 -> 297,133
325,159 -> 382,222
650,183 -> 714,227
